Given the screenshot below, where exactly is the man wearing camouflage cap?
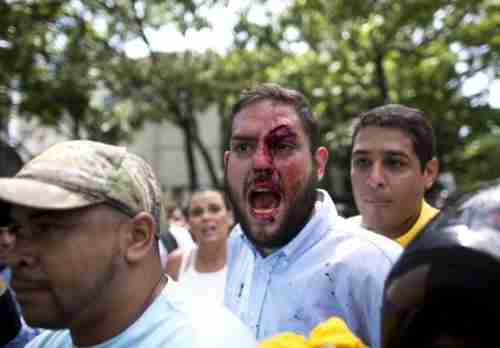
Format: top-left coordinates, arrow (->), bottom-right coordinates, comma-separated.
0,140 -> 256,348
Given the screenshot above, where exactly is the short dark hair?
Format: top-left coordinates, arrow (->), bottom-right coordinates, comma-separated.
187,188 -> 231,216
352,104 -> 436,171
229,83 -> 321,153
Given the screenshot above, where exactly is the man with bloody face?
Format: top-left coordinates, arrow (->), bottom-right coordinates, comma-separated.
223,84 -> 402,348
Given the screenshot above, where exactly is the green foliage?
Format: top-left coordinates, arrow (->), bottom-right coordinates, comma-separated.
1,0 -> 499,196
0,0 -> 217,143
226,0 -> 500,205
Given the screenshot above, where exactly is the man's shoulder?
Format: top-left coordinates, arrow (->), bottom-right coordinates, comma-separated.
345,214 -> 362,225
23,285 -> 256,348
158,280 -> 257,348
188,301 -> 256,347
323,216 -> 402,264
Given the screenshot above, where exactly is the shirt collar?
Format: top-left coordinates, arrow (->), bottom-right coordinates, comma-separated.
396,199 -> 439,247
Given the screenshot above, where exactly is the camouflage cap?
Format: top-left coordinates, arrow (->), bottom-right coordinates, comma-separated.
0,140 -> 166,236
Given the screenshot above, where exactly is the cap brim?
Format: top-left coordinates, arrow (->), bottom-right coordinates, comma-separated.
0,178 -> 103,211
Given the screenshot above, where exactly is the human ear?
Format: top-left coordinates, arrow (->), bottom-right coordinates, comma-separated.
423,158 -> 439,190
124,212 -> 156,263
314,146 -> 329,181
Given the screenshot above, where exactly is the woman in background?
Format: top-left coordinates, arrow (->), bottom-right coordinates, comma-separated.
165,189 -> 232,303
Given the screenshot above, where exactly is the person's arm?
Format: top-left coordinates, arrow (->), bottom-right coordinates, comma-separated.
165,248 -> 186,280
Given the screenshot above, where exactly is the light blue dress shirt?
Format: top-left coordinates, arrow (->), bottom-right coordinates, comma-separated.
25,279 -> 256,348
224,190 -> 402,348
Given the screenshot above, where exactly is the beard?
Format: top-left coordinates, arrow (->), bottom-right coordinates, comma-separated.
224,167 -> 319,252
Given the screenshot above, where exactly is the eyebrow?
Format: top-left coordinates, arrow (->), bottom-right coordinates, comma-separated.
383,150 -> 410,158
352,149 -> 410,157
351,149 -> 371,156
230,135 -> 257,143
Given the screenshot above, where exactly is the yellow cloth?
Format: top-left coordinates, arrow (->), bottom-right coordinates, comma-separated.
348,200 -> 439,248
259,317 -> 367,348
259,333 -> 307,348
396,200 -> 439,248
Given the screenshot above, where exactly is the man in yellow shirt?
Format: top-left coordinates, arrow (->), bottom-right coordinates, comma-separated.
349,104 -> 440,247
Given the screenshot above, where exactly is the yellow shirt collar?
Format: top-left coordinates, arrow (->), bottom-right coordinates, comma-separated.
396,200 -> 439,248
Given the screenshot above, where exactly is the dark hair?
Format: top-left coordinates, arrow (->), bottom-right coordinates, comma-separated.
229,83 -> 321,153
352,104 -> 436,171
187,188 -> 231,216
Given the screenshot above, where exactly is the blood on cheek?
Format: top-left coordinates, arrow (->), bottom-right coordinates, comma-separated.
263,126 -> 303,192
281,161 -> 303,194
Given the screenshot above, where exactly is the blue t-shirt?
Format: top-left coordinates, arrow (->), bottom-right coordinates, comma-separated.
26,278 -> 256,348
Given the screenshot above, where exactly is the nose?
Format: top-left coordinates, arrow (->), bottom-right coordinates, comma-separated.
252,142 -> 273,172
200,209 -> 211,221
366,161 -> 386,189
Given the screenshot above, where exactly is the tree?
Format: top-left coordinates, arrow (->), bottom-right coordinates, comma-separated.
226,0 -> 500,210
0,0 -> 218,143
1,0 -> 249,190
3,0 -> 499,195
106,50 -> 228,190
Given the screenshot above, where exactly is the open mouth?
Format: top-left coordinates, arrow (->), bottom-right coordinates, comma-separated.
249,189 -> 281,220
201,225 -> 217,236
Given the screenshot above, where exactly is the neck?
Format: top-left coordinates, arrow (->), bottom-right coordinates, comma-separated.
258,197 -> 320,257
195,241 -> 227,273
70,263 -> 166,346
365,211 -> 420,240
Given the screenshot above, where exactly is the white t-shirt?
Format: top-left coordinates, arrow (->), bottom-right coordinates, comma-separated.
178,247 -> 227,304
26,278 -> 256,348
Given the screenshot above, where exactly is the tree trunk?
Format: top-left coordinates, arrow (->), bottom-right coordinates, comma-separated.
375,50 -> 390,104
72,115 -> 80,139
192,131 -> 221,189
180,118 -> 199,191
